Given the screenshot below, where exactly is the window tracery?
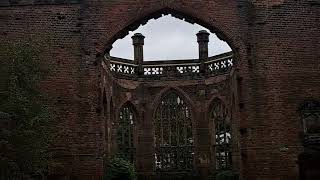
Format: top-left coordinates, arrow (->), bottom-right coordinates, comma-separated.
211,99 -> 232,169
117,104 -> 136,162
154,92 -> 194,172
300,101 -> 320,135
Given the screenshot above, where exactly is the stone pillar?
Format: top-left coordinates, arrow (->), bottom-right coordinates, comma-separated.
132,33 -> 145,75
197,30 -> 210,73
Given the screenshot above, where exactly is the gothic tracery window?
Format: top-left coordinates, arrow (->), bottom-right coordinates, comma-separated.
300,101 -> 320,135
117,103 -> 135,162
154,92 -> 194,172
211,99 -> 232,170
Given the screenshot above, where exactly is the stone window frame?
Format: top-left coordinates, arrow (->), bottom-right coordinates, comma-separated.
153,90 -> 194,172
299,100 -> 320,136
209,98 -> 232,170
117,102 -> 137,162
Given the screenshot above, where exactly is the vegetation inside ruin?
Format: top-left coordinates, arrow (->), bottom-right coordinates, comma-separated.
104,156 -> 136,180
0,40 -> 55,179
209,169 -> 239,180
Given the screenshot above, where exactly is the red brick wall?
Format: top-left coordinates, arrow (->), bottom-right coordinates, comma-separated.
1,0 -> 319,179
0,2 -> 104,179
242,1 -> 320,180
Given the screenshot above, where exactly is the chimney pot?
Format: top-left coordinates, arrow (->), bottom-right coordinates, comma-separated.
132,33 -> 145,46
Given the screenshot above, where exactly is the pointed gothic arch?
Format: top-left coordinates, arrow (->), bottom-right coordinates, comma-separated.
209,98 -> 232,170
97,6 -> 245,61
95,2 -> 247,178
151,87 -> 195,112
153,90 -> 194,172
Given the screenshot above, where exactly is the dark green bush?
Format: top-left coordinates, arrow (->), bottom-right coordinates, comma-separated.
215,170 -> 239,180
104,157 -> 136,180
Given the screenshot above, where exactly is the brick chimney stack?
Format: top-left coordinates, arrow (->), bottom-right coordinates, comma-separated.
132,33 -> 145,63
132,33 -> 145,75
197,30 -> 210,74
197,30 -> 210,60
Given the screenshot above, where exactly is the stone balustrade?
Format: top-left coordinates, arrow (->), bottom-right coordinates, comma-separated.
104,52 -> 233,80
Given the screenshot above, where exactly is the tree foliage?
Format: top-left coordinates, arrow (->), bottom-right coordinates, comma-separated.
0,40 -> 55,179
104,156 -> 136,180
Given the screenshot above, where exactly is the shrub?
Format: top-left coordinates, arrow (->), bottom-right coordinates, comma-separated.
215,170 -> 239,180
104,157 -> 136,180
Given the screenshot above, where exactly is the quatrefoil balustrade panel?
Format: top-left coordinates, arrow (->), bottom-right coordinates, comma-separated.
104,52 -> 233,79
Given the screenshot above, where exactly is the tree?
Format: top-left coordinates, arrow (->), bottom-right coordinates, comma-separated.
104,156 -> 136,180
0,40 -> 55,179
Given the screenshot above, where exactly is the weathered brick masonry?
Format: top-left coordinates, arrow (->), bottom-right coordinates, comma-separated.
0,0 -> 319,180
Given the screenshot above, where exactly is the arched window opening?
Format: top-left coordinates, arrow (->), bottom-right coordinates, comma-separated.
211,99 -> 232,170
154,91 -> 193,172
110,15 -> 231,61
298,100 -> 320,180
105,14 -> 234,79
300,101 -> 320,138
117,103 -> 136,162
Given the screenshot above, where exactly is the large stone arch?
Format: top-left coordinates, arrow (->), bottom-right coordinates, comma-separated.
91,2 -> 249,177
91,0 -> 248,62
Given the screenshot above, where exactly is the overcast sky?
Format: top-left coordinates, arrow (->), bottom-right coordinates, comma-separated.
110,15 -> 231,61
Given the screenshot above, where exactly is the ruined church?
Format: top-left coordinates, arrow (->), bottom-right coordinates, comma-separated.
0,0 -> 319,180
